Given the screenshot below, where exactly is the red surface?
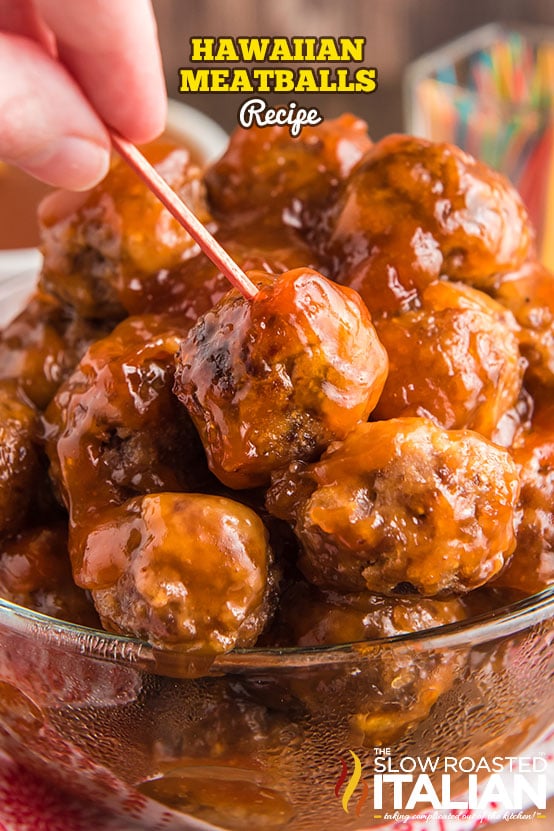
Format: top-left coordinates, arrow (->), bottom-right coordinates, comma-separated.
0,757 -> 119,831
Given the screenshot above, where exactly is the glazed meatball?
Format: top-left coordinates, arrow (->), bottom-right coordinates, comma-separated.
174,268 -> 388,489
1,115 -> 550,678
87,493 -> 275,653
0,523 -> 99,627
44,315 -> 210,552
372,281 -> 524,437
493,399 -> 554,595
492,260 -> 554,389
267,418 -> 520,596
260,581 -> 468,745
0,290 -> 114,409
205,114 -> 371,231
265,580 -> 469,646
138,224 -> 320,319
327,134 -> 533,306
39,140 -> 214,319
0,381 -> 43,538
335,218 -> 443,319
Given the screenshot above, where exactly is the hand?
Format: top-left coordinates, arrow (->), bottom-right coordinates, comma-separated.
0,0 -> 167,190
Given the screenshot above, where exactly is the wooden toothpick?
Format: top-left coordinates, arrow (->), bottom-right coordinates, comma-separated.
109,130 -> 258,301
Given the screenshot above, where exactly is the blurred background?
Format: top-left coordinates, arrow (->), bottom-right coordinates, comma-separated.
153,0 -> 554,138
5,0 -> 554,256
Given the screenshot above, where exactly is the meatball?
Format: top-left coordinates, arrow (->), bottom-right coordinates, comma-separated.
266,418 -> 520,596
44,315 -> 210,555
0,523 -> 99,627
0,381 -> 43,538
260,582 -> 469,746
0,290 -> 113,409
87,493 -> 275,653
336,218 -> 443,319
137,223 -> 320,319
327,134 -> 533,304
174,268 -> 388,489
372,281 -> 524,437
492,260 -> 554,389
494,400 -> 554,595
39,140 -> 214,319
265,581 -> 469,646
205,114 -> 371,231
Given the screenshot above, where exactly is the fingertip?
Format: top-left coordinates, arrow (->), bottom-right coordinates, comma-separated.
19,136 -> 111,191
114,90 -> 168,145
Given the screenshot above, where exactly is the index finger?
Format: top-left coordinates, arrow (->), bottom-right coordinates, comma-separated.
35,0 -> 167,143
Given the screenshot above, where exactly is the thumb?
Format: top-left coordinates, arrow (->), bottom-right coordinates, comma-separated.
0,33 -> 110,190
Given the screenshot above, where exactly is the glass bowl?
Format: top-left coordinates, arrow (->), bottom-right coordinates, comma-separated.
0,589 -> 552,830
1,272 -> 553,831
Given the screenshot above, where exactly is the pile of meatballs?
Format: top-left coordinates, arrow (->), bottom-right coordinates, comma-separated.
0,116 -> 552,658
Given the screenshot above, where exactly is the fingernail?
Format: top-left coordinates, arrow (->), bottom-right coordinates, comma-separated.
20,136 -> 110,191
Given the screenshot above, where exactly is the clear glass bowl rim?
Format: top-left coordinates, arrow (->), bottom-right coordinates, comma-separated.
0,586 -> 552,678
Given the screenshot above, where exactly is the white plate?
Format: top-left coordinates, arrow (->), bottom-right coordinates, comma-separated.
0,268 -> 37,326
